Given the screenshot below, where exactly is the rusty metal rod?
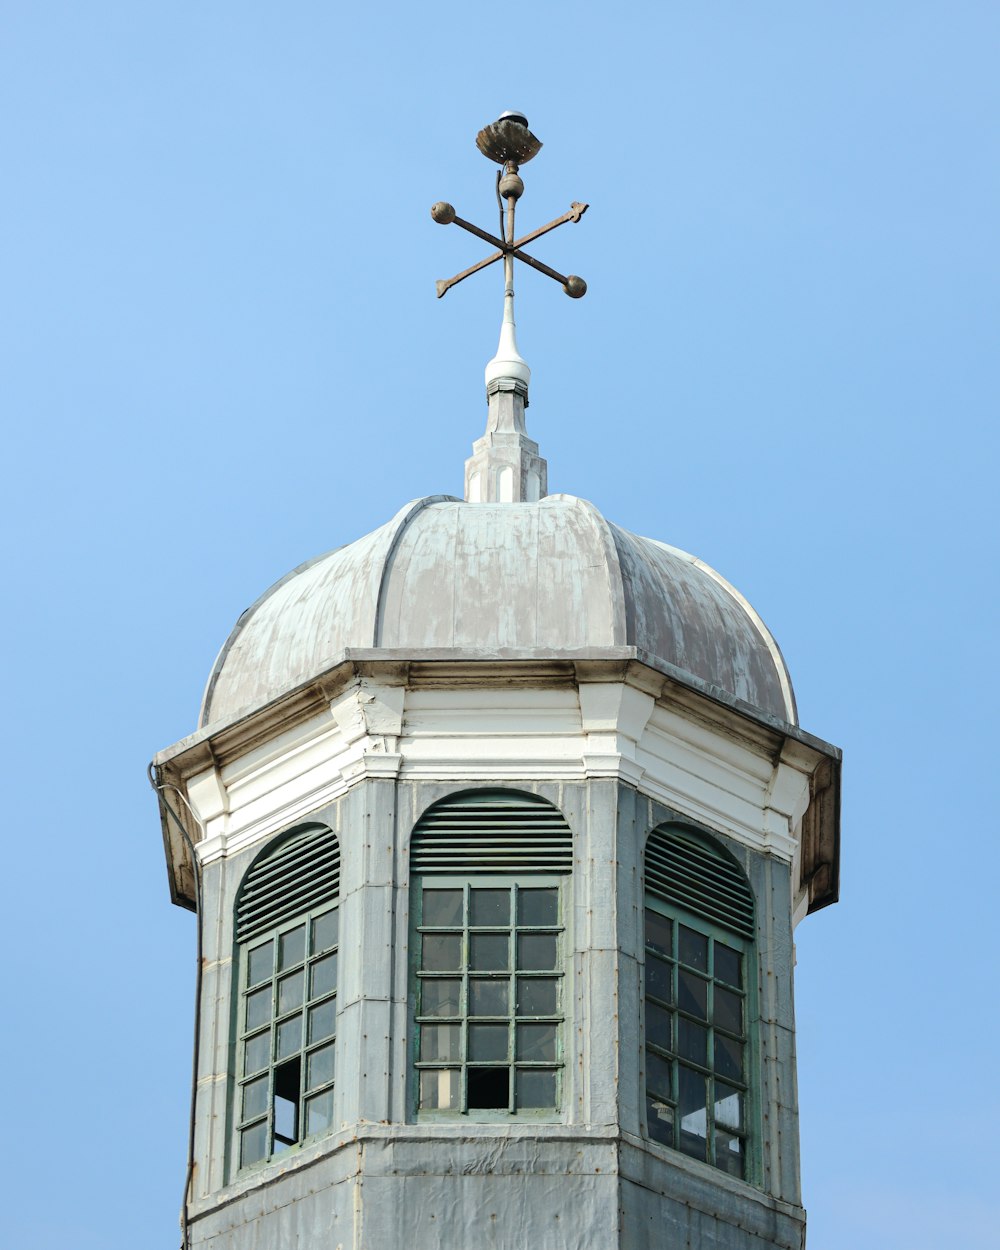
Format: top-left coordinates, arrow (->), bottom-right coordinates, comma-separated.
451,214 -> 507,251
436,250 -> 504,298
436,205 -> 584,297
510,202 -> 588,250
509,247 -> 570,287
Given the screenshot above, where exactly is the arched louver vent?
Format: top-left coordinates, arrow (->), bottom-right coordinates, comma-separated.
236,826 -> 340,944
645,827 -> 754,939
411,790 -> 572,874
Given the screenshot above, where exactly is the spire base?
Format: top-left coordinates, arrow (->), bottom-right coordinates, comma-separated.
464,385 -> 548,503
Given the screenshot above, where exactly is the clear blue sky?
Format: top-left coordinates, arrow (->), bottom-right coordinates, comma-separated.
3,4 -> 997,1247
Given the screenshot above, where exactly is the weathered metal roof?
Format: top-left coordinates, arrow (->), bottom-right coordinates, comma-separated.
201,495 -> 797,728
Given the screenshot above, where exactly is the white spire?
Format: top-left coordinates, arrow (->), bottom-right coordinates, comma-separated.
485,288 -> 531,390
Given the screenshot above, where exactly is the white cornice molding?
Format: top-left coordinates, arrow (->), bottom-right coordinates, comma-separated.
186,678 -> 809,871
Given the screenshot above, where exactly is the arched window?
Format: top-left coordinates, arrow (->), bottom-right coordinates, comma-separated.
234,825 -> 341,1170
410,789 -> 572,1117
643,824 -> 754,1178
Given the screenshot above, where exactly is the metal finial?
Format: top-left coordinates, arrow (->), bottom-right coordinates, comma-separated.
432,114 -> 590,504
476,112 -> 542,165
430,113 -> 589,311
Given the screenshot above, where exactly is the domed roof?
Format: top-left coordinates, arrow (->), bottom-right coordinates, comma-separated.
201,495 -> 796,729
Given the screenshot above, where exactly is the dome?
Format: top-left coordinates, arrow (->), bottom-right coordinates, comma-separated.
201,494 -> 797,729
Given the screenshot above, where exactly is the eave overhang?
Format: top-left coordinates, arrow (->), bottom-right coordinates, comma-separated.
153,646 -> 841,918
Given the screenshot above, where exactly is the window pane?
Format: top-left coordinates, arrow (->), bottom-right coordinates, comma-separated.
519,888 -> 558,927
311,909 -> 339,954
678,1065 -> 709,1161
274,1091 -> 297,1146
714,1129 -> 744,1177
714,1081 -> 743,1131
422,933 -> 462,971
678,1018 -> 708,1066
645,910 -> 672,957
471,934 -> 509,971
278,971 -> 304,1015
240,1122 -> 268,1167
517,1023 -> 556,1062
421,979 -> 461,1018
471,888 -> 510,926
244,1031 -> 270,1075
246,986 -> 271,1031
422,889 -> 463,927
679,926 -> 709,972
646,1001 -> 672,1052
714,986 -> 743,1035
646,955 -> 673,1005
242,1075 -> 268,1121
678,970 -> 708,1020
469,1023 -> 508,1062
517,977 -> 558,1017
714,1034 -> 743,1082
247,941 -> 273,987
646,1050 -> 672,1102
517,933 -> 557,970
646,1095 -> 673,1147
307,1042 -> 336,1090
469,978 -> 509,1016
272,1056 -> 300,1142
420,1023 -> 461,1062
279,925 -> 306,971
308,998 -> 337,1044
306,1089 -> 335,1136
419,1068 -> 460,1110
516,1069 -> 556,1109
276,1014 -> 302,1060
468,1067 -> 510,1109
714,942 -> 741,987
310,953 -> 338,998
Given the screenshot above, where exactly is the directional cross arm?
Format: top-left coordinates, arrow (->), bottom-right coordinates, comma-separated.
432,200 -> 589,300
511,202 -> 588,251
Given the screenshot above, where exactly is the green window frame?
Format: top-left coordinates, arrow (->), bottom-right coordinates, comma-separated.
413,877 -> 564,1117
232,825 -> 340,1172
642,825 -> 756,1180
408,789 -> 573,1120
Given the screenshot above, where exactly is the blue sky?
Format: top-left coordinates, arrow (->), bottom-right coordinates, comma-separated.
3,4 -> 998,1247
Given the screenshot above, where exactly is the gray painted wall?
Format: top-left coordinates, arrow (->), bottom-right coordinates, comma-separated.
186,776 -> 803,1249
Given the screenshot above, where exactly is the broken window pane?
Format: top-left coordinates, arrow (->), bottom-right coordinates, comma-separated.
467,1067 -> 509,1109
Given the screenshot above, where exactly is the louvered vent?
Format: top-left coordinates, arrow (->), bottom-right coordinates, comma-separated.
236,826 -> 340,944
645,827 -> 754,939
411,790 -> 573,875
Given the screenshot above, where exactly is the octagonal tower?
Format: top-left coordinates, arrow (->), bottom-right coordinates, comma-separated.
152,114 -> 841,1250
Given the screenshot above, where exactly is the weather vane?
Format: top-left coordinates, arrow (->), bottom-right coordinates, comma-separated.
431,111 -> 588,304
